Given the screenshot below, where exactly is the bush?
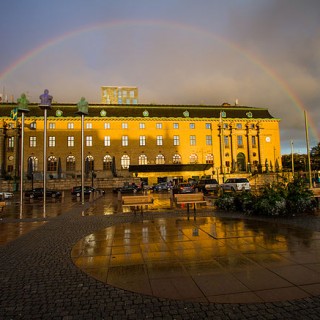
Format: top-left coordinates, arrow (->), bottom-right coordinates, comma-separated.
215,178 -> 317,216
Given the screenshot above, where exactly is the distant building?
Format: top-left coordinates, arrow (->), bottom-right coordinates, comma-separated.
101,86 -> 138,105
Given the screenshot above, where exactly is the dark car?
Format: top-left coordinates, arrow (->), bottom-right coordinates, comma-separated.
152,182 -> 171,192
113,184 -> 141,194
71,186 -> 95,197
173,183 -> 195,194
25,188 -> 61,199
195,179 -> 219,194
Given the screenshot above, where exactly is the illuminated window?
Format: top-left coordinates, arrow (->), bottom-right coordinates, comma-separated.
86,136 -> 93,147
156,154 -> 165,164
67,122 -> 74,129
139,154 -> 148,165
85,155 -> 94,171
47,155 -> 57,171
173,135 -> 180,146
122,136 -> 128,146
156,136 -> 163,146
67,136 -> 74,147
28,156 -> 38,172
190,135 -> 196,145
173,123 -> 179,129
104,136 -> 110,146
140,136 -> 146,146
206,135 -> 212,145
122,122 -> 128,129
206,154 -> 214,164
30,136 -> 36,147
49,136 -> 56,147
104,123 -> 110,129
86,123 -> 92,129
189,153 -> 198,164
173,154 -> 181,164
139,122 -> 145,129
103,154 -> 112,170
8,136 -> 14,151
121,154 -> 130,169
49,122 -> 55,129
156,123 -> 162,129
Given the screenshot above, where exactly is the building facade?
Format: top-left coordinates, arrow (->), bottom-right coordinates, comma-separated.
0,103 -> 281,186
101,86 -> 138,105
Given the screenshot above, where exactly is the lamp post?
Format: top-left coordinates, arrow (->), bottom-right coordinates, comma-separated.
39,89 -> 53,216
75,97 -> 89,204
304,110 -> 313,188
291,140 -> 294,179
17,93 -> 30,216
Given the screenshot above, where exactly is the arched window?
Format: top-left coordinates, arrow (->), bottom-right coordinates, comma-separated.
85,155 -> 94,171
206,153 -> 214,164
173,153 -> 181,164
139,154 -> 148,165
189,153 -> 198,164
156,154 -> 165,164
28,156 -> 38,172
47,155 -> 57,171
121,154 -> 130,169
66,155 -> 76,171
103,154 -> 112,170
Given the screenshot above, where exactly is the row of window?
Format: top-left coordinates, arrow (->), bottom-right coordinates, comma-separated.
34,122 -> 254,130
28,153 -> 215,171
26,135 -> 257,148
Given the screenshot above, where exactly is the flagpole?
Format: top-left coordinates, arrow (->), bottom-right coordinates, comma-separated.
304,110 -> 312,188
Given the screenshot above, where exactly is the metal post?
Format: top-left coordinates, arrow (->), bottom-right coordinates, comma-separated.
19,112 -> 25,216
43,108 -> 47,213
304,110 -> 312,188
81,114 -> 84,204
291,140 -> 294,179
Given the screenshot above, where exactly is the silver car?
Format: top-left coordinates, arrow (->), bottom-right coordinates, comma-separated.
0,191 -> 14,199
220,178 -> 251,192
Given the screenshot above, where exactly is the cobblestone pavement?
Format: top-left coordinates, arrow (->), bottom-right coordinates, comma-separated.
1,196 -> 320,319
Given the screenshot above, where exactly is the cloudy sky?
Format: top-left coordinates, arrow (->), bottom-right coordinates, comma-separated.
0,0 -> 319,154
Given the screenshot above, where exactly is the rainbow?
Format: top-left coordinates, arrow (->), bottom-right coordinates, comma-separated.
0,19 -> 318,142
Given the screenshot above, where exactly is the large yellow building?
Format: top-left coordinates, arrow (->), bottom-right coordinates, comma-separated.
0,102 -> 281,186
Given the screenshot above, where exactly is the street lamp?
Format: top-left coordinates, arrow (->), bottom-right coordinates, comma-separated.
75,97 -> 89,204
17,93 -> 30,216
39,89 -> 53,216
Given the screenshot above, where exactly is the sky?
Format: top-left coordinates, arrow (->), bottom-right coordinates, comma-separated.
0,0 -> 319,155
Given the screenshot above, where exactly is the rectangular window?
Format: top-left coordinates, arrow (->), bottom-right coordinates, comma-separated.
122,122 -> 128,129
48,136 -> 55,147
156,123 -> 162,129
224,136 -> 229,147
156,135 -> 163,146
236,123 -> 242,129
104,136 -> 110,146
86,123 -> 92,129
67,122 -> 74,129
86,136 -> 93,147
104,122 -> 110,129
252,136 -> 257,147
190,123 -> 195,129
8,136 -> 14,151
139,122 -> 145,129
173,135 -> 180,146
206,135 -> 212,145
173,123 -> 179,129
49,122 -> 55,129
122,136 -> 128,146
30,136 -> 36,147
237,135 -> 243,147
205,123 -> 211,129
190,135 -> 196,145
139,136 -> 146,146
130,90 -> 134,98
67,136 -> 74,147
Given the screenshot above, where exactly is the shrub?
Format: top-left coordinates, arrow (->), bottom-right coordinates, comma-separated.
215,177 -> 317,216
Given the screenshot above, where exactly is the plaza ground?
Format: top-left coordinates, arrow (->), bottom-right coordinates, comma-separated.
1,192 -> 320,319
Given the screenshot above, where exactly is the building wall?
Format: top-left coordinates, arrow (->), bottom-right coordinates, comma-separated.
101,86 -> 138,104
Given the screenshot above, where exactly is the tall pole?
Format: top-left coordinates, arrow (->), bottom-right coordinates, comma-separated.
19,112 -> 25,216
304,110 -> 312,188
291,140 -> 294,179
81,114 -> 85,204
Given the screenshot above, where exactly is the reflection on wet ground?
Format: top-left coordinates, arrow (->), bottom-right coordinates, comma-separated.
72,215 -> 320,303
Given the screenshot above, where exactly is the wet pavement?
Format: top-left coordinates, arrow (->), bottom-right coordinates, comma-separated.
1,191 -> 320,319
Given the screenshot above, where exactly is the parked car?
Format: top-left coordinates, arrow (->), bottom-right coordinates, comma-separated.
71,186 -> 97,197
220,178 -> 251,192
25,188 -> 62,199
0,191 -> 14,199
113,184 -> 141,194
152,182 -> 171,192
173,183 -> 195,194
195,179 -> 219,194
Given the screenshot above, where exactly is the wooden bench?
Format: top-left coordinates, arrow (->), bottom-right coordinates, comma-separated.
122,195 -> 154,214
174,193 -> 207,219
0,201 -> 6,212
